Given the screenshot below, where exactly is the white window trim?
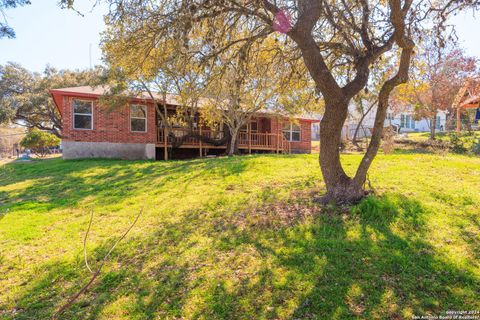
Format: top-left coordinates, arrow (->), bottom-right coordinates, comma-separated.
72,99 -> 93,130
130,104 -> 148,133
283,122 -> 301,142
400,114 -> 415,129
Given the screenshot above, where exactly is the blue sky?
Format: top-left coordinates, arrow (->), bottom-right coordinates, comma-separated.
0,1 -> 107,72
0,2 -> 479,73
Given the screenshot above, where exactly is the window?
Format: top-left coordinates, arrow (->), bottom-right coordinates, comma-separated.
251,121 -> 258,132
240,120 -> 258,132
283,122 -> 301,142
73,99 -> 93,130
386,112 -> 394,120
130,105 -> 147,132
400,114 -> 415,129
435,116 -> 442,130
410,116 -> 415,129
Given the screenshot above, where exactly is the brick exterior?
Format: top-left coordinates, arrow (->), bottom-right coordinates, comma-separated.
270,118 -> 313,153
53,92 -> 315,154
58,95 -> 156,144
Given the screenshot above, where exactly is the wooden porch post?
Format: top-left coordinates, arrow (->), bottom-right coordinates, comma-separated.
248,121 -> 252,154
163,104 -> 168,161
199,124 -> 203,157
276,118 -> 280,154
456,107 -> 461,132
164,127 -> 168,159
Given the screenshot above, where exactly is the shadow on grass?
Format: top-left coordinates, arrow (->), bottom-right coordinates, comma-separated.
0,156 -> 251,213
392,148 -> 435,155
4,192 -> 479,319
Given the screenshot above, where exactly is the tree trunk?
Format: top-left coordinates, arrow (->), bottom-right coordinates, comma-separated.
319,100 -> 365,204
227,127 -> 239,156
353,45 -> 414,201
352,101 -> 377,149
430,116 -> 437,140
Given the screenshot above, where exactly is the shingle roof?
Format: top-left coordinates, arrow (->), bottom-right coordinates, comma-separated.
49,86 -> 193,106
454,78 -> 480,109
50,86 -> 320,121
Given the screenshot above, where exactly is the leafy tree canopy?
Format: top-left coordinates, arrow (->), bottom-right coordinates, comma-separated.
0,0 -> 31,38
64,0 -> 479,202
391,34 -> 477,138
20,128 -> 60,158
0,63 -> 106,136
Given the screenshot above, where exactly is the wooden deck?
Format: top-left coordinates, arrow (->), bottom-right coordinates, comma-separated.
157,128 -> 291,153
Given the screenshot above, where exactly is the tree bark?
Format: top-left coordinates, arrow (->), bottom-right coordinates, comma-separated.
353,44 -> 414,194
430,115 -> 437,140
283,0 -> 413,204
227,127 -> 239,156
319,100 -> 365,203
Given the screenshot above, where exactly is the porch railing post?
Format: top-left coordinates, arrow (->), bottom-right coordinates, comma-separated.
164,127 -> 168,160
199,125 -> 203,157
248,122 -> 252,154
276,118 -> 280,154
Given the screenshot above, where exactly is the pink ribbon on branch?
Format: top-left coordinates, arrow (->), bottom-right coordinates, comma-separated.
272,9 -> 292,34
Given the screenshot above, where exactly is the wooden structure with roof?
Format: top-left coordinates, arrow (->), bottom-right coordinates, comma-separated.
453,78 -> 480,132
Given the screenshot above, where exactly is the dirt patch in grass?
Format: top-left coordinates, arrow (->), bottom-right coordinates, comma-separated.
233,201 -> 320,231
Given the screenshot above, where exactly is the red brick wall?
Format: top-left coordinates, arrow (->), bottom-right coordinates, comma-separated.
271,118 -> 313,153
56,93 -> 314,153
59,95 -> 156,144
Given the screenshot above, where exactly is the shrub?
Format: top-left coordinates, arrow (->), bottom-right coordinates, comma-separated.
20,129 -> 60,158
448,132 -> 468,154
471,139 -> 480,156
420,139 -> 450,155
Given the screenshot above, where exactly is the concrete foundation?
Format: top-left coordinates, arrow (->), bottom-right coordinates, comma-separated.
62,141 -> 156,160
290,148 -> 310,154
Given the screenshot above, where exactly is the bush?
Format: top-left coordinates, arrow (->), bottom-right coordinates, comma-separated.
421,139 -> 450,155
471,139 -> 480,156
20,129 -> 60,158
448,132 -> 468,154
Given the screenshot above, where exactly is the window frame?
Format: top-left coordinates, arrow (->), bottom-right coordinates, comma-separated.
240,120 -> 259,133
72,99 -> 94,130
400,114 -> 415,129
130,104 -> 148,133
283,122 -> 301,142
408,115 -> 415,129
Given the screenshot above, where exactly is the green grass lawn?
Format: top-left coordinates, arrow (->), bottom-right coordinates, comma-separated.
0,154 -> 479,319
406,131 -> 480,142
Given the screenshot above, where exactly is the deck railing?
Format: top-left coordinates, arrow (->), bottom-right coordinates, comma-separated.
157,127 -> 290,153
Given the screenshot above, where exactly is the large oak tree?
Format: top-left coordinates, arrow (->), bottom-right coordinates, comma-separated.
0,63 -> 105,136
67,0 -> 478,203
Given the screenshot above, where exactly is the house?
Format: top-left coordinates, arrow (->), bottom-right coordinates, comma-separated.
453,77 -> 480,131
49,86 -> 318,160
384,110 -> 447,132
343,104 -> 447,139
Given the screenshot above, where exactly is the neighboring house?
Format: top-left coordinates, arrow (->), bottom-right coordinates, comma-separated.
453,77 -> 480,131
343,104 -> 447,139
384,110 -> 447,132
49,86 -> 318,160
